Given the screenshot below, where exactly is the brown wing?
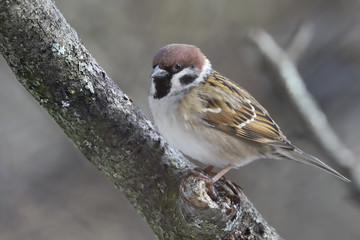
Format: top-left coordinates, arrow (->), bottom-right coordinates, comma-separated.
198,70 -> 294,149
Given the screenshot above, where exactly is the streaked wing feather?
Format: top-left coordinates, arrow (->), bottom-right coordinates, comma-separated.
200,71 -> 294,149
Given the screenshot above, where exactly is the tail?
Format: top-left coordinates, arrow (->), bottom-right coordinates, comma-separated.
277,147 -> 350,182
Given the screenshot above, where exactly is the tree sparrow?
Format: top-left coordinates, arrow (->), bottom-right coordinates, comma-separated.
148,44 -> 349,195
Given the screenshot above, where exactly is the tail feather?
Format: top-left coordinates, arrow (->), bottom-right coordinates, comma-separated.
278,148 -> 350,182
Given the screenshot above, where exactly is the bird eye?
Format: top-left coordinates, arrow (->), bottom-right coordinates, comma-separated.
172,63 -> 182,73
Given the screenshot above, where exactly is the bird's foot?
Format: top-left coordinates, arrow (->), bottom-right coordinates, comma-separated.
187,164 -> 234,200
193,165 -> 215,175
187,168 -> 219,200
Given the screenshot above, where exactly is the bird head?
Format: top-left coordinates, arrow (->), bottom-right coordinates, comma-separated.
149,44 -> 211,100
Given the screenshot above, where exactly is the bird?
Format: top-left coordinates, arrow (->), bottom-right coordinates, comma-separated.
148,43 -> 350,197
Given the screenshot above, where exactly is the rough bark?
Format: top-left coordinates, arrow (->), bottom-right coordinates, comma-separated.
0,0 -> 281,239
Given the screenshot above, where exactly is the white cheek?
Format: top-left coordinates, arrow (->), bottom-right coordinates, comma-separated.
168,68 -> 199,95
149,78 -> 156,96
170,74 -> 182,93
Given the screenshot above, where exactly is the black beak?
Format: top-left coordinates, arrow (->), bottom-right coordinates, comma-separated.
150,65 -> 169,78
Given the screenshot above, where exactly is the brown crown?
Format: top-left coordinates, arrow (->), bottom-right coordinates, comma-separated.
152,44 -> 206,70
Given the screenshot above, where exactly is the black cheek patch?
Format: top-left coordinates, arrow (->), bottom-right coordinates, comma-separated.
154,75 -> 172,99
179,74 -> 197,86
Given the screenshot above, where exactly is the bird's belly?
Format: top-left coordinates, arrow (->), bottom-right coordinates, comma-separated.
159,121 -> 224,167
154,114 -> 258,168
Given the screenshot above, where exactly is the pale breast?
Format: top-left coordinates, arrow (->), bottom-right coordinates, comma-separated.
149,94 -> 223,166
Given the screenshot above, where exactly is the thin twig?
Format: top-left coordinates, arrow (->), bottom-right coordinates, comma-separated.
286,21 -> 314,63
248,27 -> 359,187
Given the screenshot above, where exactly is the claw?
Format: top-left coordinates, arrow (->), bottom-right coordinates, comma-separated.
186,164 -> 234,200
187,168 -> 218,199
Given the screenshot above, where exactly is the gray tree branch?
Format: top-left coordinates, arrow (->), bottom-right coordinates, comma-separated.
248,28 -> 358,187
0,0 -> 281,239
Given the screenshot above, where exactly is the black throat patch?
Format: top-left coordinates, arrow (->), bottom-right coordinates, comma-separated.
153,75 -> 172,99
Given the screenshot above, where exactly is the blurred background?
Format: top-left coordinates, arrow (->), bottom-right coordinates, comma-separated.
1,0 -> 360,239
